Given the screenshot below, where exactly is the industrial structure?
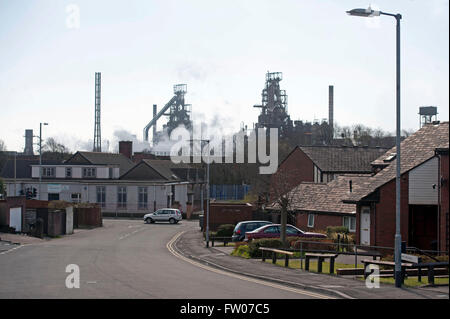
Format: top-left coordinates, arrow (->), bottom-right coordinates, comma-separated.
253,72 -> 293,138
24,129 -> 34,155
419,106 -> 438,128
93,72 -> 102,152
143,84 -> 192,144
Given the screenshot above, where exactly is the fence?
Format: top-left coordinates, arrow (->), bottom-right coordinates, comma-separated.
210,184 -> 251,201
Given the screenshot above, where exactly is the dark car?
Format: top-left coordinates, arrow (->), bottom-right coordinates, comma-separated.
232,221 -> 273,242
244,224 -> 327,241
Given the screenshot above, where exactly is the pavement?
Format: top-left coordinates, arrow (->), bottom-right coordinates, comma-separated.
174,227 -> 450,299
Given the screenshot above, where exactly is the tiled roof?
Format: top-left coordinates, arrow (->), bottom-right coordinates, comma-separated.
65,151 -> 135,175
345,122 -> 449,203
0,159 -> 62,179
142,159 -> 204,182
300,146 -> 389,173
269,174 -> 369,214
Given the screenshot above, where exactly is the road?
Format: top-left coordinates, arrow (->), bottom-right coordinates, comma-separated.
0,219 -> 330,299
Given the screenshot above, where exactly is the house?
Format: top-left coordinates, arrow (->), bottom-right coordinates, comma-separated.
270,145 -> 389,199
268,174 -> 369,233
343,122 -> 449,251
0,149 -> 204,217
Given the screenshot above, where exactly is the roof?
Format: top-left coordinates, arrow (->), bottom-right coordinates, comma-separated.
64,151 -> 135,175
345,122 -> 449,203
120,159 -> 204,182
300,146 -> 389,173
0,159 -> 62,179
268,175 -> 368,214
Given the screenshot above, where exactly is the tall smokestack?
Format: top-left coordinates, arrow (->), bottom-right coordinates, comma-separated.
328,85 -> 334,138
152,104 -> 157,144
24,129 -> 34,155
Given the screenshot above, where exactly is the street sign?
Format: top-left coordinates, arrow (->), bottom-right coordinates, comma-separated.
401,253 -> 419,264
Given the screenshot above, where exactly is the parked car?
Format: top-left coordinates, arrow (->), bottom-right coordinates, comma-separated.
232,221 -> 273,242
144,208 -> 182,224
244,224 -> 326,241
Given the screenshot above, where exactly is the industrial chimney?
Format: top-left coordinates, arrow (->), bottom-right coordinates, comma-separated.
24,129 -> 34,155
153,104 -> 157,144
328,85 -> 334,138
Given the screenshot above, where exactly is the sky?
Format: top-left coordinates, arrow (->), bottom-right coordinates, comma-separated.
0,0 -> 448,153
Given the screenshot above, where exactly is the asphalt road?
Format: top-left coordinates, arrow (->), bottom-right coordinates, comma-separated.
0,219 -> 327,299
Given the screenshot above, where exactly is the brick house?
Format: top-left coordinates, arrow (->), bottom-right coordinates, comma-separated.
344,122 -> 449,251
270,145 -> 388,198
268,174 -> 368,233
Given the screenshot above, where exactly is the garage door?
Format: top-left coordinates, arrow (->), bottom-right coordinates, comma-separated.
10,207 -> 22,232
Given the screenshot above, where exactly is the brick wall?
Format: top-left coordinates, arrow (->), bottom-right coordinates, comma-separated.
270,147 -> 314,198
296,211 -> 348,233
208,203 -> 253,231
439,153 -> 449,251
356,174 -> 409,248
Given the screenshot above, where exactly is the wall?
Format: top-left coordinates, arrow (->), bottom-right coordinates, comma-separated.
208,202 -> 253,231
409,157 -> 439,205
270,147 -> 314,199
296,211 -> 351,233
439,153 -> 449,252
356,174 -> 409,248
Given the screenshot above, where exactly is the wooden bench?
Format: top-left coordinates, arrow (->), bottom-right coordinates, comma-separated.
362,259 -> 413,283
305,253 -> 338,274
210,236 -> 232,247
413,262 -> 449,285
259,247 -> 294,267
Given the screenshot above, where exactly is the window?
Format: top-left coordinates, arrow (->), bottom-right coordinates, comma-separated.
138,187 -> 148,209
71,193 -> 81,203
286,226 -> 301,235
264,226 -> 280,234
343,216 -> 356,232
42,167 -> 55,177
117,186 -> 127,209
83,167 -> 96,178
307,214 -> 315,228
66,167 -> 72,178
96,186 -> 106,208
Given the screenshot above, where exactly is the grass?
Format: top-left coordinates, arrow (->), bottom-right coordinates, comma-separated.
374,277 -> 449,287
263,258 -> 364,274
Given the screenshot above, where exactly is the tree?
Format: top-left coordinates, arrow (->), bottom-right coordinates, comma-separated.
0,177 -> 5,199
42,137 -> 72,161
0,139 -> 6,152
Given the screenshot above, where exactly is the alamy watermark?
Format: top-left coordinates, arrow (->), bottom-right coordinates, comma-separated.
169,125 -> 278,174
65,264 -> 80,289
365,264 -> 380,289
66,4 -> 80,29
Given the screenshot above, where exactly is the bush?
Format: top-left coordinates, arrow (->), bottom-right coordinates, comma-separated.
291,238 -> 336,251
231,245 -> 251,259
216,224 -> 235,237
326,226 -> 349,236
248,238 -> 284,258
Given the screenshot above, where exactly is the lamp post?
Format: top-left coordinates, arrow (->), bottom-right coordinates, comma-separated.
190,138 -> 211,248
39,122 -> 48,200
347,6 -> 403,288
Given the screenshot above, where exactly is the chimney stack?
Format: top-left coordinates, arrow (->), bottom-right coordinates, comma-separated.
153,104 -> 157,144
24,129 -> 34,155
119,141 -> 133,160
329,85 -> 334,138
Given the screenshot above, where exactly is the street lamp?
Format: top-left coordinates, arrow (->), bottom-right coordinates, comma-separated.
39,122 -> 48,200
347,6 -> 403,288
189,138 -> 211,248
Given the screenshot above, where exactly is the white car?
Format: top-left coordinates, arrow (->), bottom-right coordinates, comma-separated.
143,208 -> 182,224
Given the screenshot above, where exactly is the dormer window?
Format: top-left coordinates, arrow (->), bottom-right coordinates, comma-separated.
66,167 -> 72,178
83,167 -> 96,178
42,167 -> 55,177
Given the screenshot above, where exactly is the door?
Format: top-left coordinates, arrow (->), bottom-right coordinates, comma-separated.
360,207 -> 370,245
9,207 -> 22,232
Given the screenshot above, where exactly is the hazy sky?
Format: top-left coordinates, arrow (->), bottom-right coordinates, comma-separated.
0,0 -> 448,153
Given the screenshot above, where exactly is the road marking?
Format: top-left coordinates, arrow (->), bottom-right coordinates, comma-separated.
119,227 -> 144,240
0,244 -> 27,255
167,232 -> 334,299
